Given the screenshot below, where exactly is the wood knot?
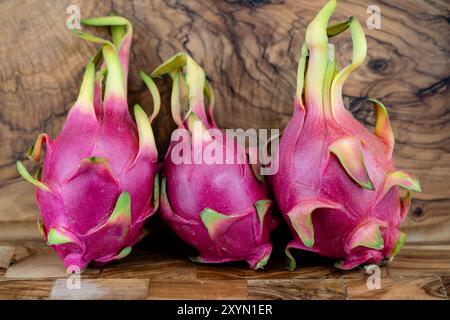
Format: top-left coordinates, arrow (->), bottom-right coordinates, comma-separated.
413,206 -> 424,218
368,59 -> 388,73
225,0 -> 283,7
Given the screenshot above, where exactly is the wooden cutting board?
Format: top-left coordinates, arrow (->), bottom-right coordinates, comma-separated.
0,239 -> 449,300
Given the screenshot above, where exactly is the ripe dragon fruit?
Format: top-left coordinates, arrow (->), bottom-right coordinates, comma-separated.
271,0 -> 421,270
148,53 -> 278,269
16,16 -> 161,270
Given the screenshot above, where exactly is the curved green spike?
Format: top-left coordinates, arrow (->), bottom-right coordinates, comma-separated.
187,111 -> 211,142
369,98 -> 394,157
72,29 -> 113,47
151,53 -> 208,122
81,16 -> 132,49
81,16 -> 130,27
95,65 -> 107,83
330,16 -> 367,119
102,44 -> 126,101
305,0 -> 336,49
111,25 -> 126,47
329,136 -> 374,190
323,44 -> 337,117
168,71 -> 184,127
348,223 -> 384,250
47,228 -> 73,245
75,60 -> 96,115
74,16 -> 132,104
201,208 -> 228,239
188,255 -> 229,265
151,52 -> 187,78
139,71 -> 161,123
188,254 -> 208,264
90,48 -> 104,66
390,232 -> 407,257
204,80 -> 216,124
400,191 -> 412,220
248,147 -> 263,182
334,260 -> 346,270
327,19 -> 350,37
27,133 -> 50,162
185,55 -> 206,115
16,162 -> 50,192
383,170 -> 421,194
110,22 -> 127,50
200,208 -> 239,240
34,167 -> 42,181
108,192 -> 131,225
304,0 -> 336,108
254,248 -> 272,270
134,104 -> 156,157
254,200 -> 272,233
160,176 -> 169,209
290,210 -> 313,248
287,199 -> 340,248
295,42 -> 308,109
285,242 -> 299,271
114,246 -> 132,260
250,163 -> 263,182
153,174 -> 160,211
37,220 -> 45,238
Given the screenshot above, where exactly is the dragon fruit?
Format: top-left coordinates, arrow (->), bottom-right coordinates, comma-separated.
16,16 -> 161,270
271,0 -> 421,270
149,53 -> 278,269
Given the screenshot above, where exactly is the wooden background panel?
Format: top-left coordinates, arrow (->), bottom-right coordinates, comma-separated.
0,0 -> 449,244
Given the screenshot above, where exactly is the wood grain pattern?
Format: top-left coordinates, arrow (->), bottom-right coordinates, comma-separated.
0,0 -> 448,245
388,245 -> 450,277
148,280 -> 247,300
0,246 -> 15,276
247,279 -> 346,300
101,249 -> 196,280
5,246 -> 100,278
0,221 -> 42,244
440,276 -> 450,299
0,241 -> 447,300
196,263 -> 293,280
0,279 -> 54,300
345,276 -> 447,300
0,180 -> 38,222
196,261 -> 389,280
50,279 -> 150,300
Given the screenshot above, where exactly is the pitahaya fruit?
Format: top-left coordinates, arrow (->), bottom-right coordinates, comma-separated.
148,53 -> 278,269
16,16 -> 161,270
271,0 -> 421,270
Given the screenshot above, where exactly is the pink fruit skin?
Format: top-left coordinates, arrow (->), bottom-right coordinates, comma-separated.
154,54 -> 277,269
271,1 -> 420,270
17,17 -> 160,270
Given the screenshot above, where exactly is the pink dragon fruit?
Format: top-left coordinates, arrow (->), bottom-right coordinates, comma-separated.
149,53 -> 278,269
16,16 -> 161,270
271,0 -> 421,270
